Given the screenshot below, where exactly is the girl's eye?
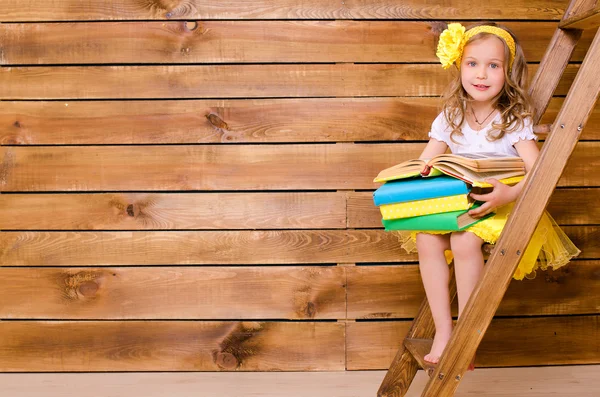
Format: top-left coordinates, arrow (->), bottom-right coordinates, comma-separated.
467,61 -> 476,67
490,63 -> 499,69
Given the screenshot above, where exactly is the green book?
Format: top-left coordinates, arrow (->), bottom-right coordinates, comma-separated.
382,203 -> 493,231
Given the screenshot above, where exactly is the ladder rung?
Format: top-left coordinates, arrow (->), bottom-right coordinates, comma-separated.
403,338 -> 436,375
560,5 -> 600,29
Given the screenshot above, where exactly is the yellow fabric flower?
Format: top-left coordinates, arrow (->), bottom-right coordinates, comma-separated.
436,23 -> 466,69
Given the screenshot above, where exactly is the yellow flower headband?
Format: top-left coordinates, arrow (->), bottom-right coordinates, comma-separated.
436,23 -> 516,70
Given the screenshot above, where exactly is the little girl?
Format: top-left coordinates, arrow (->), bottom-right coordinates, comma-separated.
397,22 -> 580,367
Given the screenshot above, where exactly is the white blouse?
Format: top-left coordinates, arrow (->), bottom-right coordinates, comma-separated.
428,112 -> 537,157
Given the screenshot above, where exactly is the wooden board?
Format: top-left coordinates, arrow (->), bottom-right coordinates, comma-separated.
0,321 -> 345,371
0,98 -> 441,144
0,266 -> 346,320
0,365 -> 600,397
1,21 -> 593,64
0,192 -> 346,230
1,226 -> 597,266
1,143 -> 597,191
348,188 -> 600,228
2,367 -> 600,397
0,0 -> 568,21
346,315 -> 600,370
0,230 -> 408,266
2,98 -> 599,145
0,64 -> 578,99
346,261 -> 600,319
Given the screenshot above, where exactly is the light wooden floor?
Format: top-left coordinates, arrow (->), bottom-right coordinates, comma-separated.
1,365 -> 599,397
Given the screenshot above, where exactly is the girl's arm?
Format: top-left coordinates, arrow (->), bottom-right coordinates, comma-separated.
419,139 -> 449,174
419,139 -> 448,160
468,139 -> 539,217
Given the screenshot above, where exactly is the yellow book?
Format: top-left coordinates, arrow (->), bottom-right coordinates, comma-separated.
379,194 -> 472,220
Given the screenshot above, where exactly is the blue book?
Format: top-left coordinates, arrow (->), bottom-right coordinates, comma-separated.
373,176 -> 470,206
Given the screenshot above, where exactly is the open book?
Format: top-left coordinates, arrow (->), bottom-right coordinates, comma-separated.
374,152 -> 525,187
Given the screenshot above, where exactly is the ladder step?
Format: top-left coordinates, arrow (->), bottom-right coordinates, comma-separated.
560,4 -> 600,29
403,338 -> 436,375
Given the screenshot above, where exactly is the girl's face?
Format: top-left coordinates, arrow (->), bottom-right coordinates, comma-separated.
460,35 -> 506,107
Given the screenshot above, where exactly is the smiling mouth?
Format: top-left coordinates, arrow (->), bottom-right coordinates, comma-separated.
473,84 -> 489,89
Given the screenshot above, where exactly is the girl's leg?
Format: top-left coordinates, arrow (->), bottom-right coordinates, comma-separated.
450,231 -> 485,317
451,231 -> 485,371
416,233 -> 452,363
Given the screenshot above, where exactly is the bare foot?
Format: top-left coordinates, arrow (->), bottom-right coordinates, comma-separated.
424,329 -> 452,364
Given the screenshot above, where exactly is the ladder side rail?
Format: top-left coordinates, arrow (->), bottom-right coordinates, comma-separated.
529,0 -> 587,122
529,28 -> 582,125
421,26 -> 600,397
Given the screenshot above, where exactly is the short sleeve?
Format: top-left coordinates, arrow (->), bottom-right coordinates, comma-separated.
507,117 -> 538,145
428,112 -> 451,145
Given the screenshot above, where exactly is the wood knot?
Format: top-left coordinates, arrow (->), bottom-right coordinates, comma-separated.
185,21 -> 198,31
63,272 -> 100,300
305,302 -> 316,318
206,113 -> 229,130
78,281 -> 99,297
13,121 -> 21,128
430,22 -> 448,36
126,204 -> 135,217
214,352 -> 239,370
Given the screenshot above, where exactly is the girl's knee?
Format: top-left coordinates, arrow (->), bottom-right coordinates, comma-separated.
450,232 -> 484,258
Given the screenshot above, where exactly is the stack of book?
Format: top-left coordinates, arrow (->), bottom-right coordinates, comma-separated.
373,152 -> 526,231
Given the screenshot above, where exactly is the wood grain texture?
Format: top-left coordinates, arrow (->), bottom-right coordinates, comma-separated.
0,192 -> 346,230
2,98 -> 599,145
348,188 -> 600,228
0,321 -> 345,371
529,26 -> 583,125
1,226 -> 596,267
0,230 -> 410,266
1,21 -> 594,65
1,143 -> 597,192
0,98 -> 441,145
0,266 -> 346,320
2,367 -> 600,397
0,64 -> 578,100
0,143 -> 420,191
347,315 -> 600,370
0,0 -> 568,21
540,97 -> 600,139
560,2 -> 600,29
347,262 -> 600,319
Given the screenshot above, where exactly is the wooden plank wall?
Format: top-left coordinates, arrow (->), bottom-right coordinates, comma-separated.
1,0 -> 599,372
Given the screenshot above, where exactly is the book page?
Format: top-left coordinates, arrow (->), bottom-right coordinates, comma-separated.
434,163 -> 525,185
373,159 -> 426,182
431,152 -> 524,171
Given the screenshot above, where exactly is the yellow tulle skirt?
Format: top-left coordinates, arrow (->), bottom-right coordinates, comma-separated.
393,204 -> 580,280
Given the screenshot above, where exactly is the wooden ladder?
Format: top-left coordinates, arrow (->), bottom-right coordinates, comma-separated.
378,0 -> 600,396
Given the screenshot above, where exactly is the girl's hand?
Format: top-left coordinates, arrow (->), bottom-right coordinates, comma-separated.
468,178 -> 519,218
